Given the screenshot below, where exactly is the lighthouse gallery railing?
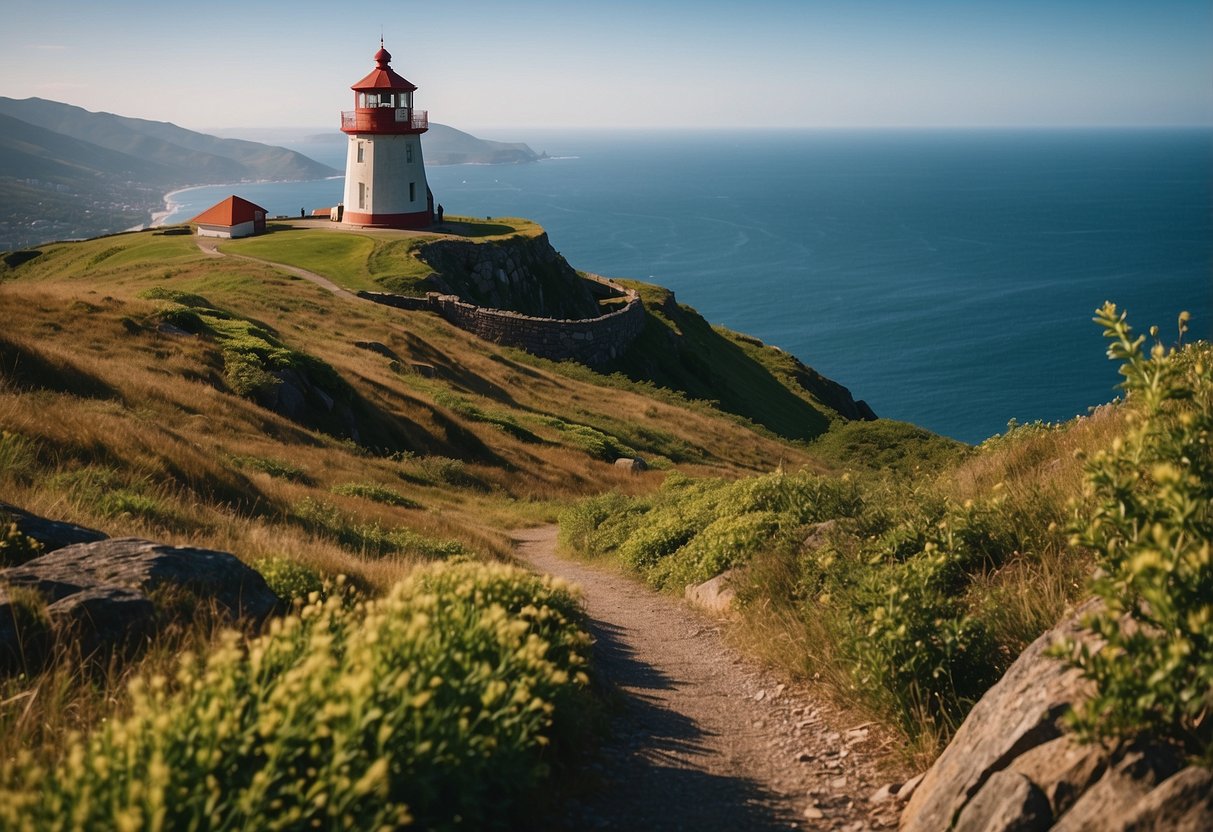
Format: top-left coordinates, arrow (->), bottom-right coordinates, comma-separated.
341,110 -> 428,132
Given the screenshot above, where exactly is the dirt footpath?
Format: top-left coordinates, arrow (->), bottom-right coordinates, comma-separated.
512,526 -> 904,831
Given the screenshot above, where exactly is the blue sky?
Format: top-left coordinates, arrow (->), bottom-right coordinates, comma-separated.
0,0 -> 1209,132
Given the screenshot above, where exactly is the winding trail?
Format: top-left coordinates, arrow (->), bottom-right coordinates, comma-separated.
512,526 -> 902,831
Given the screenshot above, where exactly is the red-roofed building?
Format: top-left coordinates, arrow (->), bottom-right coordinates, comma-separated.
190,195 -> 268,239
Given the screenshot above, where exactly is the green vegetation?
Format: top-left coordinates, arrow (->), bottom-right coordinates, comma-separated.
218,216 -> 545,296
249,556 -> 327,605
0,523 -> 43,568
0,561 -> 592,831
607,281 -> 844,441
292,498 -> 465,560
222,229 -> 432,293
331,481 -> 421,508
1054,306 -> 1212,761
10,217 -> 1204,814
563,309 -> 1209,762
809,419 -> 971,476
228,454 -> 310,483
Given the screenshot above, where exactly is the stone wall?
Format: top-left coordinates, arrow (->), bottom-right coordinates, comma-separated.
359,278 -> 646,368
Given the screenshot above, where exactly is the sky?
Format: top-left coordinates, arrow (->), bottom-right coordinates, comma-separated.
0,0 -> 1209,134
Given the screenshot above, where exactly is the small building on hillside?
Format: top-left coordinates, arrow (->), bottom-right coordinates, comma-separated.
190,195 -> 268,239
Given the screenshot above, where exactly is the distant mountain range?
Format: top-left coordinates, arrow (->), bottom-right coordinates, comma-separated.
301,123 -> 545,166
0,97 -> 543,251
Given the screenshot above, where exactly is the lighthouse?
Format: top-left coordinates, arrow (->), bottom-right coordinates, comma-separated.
340,41 -> 433,228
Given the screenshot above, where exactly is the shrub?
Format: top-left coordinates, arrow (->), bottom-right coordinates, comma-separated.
847,545 -> 998,736
331,481 -> 420,508
414,456 -> 483,490
251,556 -> 327,605
648,511 -> 780,590
0,522 -> 43,567
293,498 -> 465,559
0,561 -> 592,831
229,454 -> 309,482
1056,305 -> 1212,759
49,466 -> 171,524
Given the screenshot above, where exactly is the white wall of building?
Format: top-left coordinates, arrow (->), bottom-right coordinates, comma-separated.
342,134 -> 429,217
196,220 -> 256,239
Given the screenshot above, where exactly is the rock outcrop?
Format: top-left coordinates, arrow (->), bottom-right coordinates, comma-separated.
1,500 -> 108,554
900,599 -> 1213,831
1,536 -> 278,672
417,233 -> 601,320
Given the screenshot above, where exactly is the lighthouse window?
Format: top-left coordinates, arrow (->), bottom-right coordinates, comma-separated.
406,143 -> 413,163
409,182 -> 416,202
358,182 -> 366,209
356,142 -> 364,163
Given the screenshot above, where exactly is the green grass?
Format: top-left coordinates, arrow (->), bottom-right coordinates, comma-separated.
220,229 -> 432,292
218,218 -> 545,294
606,281 -> 840,442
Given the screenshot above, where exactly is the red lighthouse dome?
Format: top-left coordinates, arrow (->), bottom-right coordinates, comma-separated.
340,40 -> 428,135
340,41 -> 434,229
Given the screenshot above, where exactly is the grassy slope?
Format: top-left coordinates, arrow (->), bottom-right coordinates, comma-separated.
608,281 -> 841,441
0,226 -> 815,592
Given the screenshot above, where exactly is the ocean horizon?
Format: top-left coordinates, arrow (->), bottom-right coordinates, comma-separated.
157,128 -> 1213,444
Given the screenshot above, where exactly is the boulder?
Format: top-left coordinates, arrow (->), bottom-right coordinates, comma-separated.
614,457 -> 648,473
46,586 -> 156,659
0,500 -> 108,554
900,597 -> 1212,832
0,537 -> 279,672
0,585 -> 52,673
954,770 -> 1052,832
1119,766 -> 1213,832
685,570 -> 737,615
2,537 -> 278,623
1051,741 -> 1184,832
900,600 -> 1098,832
1007,735 -> 1107,818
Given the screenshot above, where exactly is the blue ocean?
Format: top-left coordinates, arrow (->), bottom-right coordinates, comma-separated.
160,129 -> 1212,444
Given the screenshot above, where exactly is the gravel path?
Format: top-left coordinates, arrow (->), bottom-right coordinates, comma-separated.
512,526 -> 904,831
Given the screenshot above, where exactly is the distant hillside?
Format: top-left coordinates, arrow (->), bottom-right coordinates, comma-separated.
0,98 -> 335,182
0,97 -> 338,250
302,122 -> 544,166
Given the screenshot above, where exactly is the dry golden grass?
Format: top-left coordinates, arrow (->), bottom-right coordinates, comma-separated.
0,229 -> 808,585
0,227 -> 824,770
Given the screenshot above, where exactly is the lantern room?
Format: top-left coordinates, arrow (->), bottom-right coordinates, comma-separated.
340,43 -> 428,135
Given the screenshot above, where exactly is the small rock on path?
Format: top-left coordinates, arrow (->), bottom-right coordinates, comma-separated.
512,526 -> 899,831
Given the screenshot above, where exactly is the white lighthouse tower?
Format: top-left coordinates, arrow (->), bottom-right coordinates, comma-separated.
340,41 -> 433,228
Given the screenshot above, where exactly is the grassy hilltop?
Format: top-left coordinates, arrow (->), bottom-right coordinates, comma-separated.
0,220 -> 1208,825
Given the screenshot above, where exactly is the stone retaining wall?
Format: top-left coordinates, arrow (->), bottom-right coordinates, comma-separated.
358,277 -> 646,367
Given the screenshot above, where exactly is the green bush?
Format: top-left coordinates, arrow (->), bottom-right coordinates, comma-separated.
648,511 -> 780,590
331,481 -> 420,508
293,498 -> 465,559
847,544 -> 998,736
0,561 -> 593,831
229,454 -> 309,482
0,522 -> 43,567
1056,305 -> 1212,759
49,466 -> 171,524
251,556 -> 327,605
